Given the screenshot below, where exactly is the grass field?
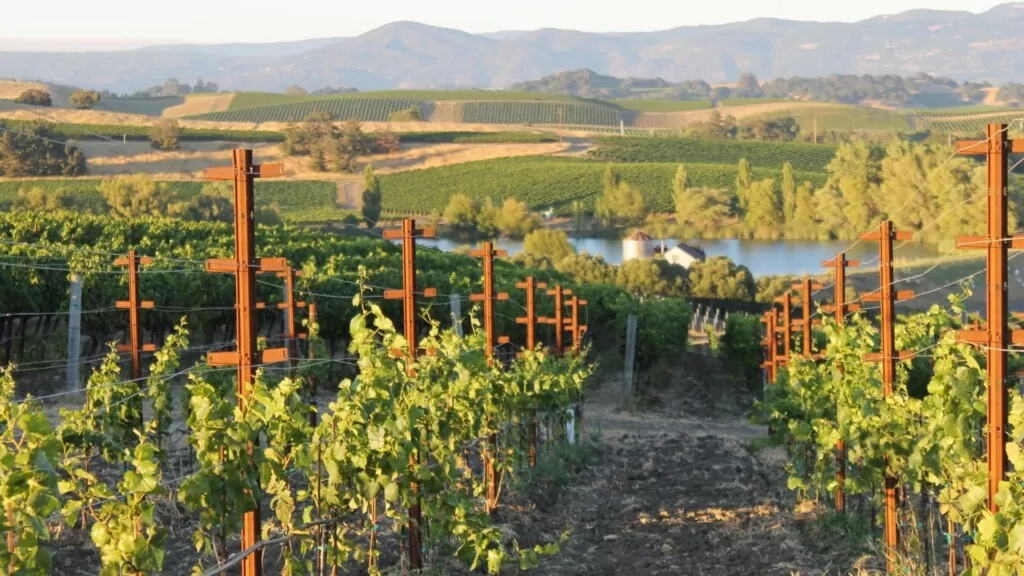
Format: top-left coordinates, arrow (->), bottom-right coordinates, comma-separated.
611,100 -> 713,112
377,156 -> 828,214
0,179 -> 353,223
587,137 -> 838,173
749,105 -> 913,132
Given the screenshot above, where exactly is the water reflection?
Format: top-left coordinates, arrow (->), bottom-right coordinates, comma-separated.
409,237 -> 941,277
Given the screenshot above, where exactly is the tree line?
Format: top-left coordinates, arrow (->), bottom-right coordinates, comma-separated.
0,121 -> 87,177
510,68 -> 1017,108
591,139 -> 1004,245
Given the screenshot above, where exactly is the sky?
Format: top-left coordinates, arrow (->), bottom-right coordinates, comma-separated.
0,0 -> 1010,50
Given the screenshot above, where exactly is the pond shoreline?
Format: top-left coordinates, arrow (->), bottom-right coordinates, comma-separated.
404,235 -> 943,278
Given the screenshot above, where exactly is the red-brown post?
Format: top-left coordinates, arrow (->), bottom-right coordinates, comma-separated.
539,285 -> 572,355
307,303 -> 318,427
470,242 -> 509,516
515,277 -> 547,469
115,249 -> 156,430
567,296 -> 588,356
773,292 -> 793,364
952,124 -> 1024,514
760,310 -> 776,385
820,253 -> 860,515
790,275 -> 823,358
203,149 -> 289,576
861,221 -> 914,572
382,218 -> 437,570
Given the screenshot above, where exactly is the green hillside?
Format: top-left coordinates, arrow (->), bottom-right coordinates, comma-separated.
377,156 -> 828,215
184,98 -> 423,123
925,112 -> 1024,134
749,105 -> 913,133
460,101 -> 621,125
587,137 -> 838,173
227,90 -> 591,110
610,100 -> 712,112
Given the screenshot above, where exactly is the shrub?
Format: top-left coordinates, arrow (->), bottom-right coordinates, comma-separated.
13,89 -> 51,107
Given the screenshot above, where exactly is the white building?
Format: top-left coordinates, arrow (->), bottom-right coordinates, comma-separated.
622,230 -> 652,261
658,242 -> 707,269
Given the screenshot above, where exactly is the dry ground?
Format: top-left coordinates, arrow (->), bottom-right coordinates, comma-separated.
69,140 -> 570,178
0,80 -> 51,100
162,94 -> 235,118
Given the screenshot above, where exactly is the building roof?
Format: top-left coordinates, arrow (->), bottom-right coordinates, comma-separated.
624,230 -> 652,241
668,242 -> 706,260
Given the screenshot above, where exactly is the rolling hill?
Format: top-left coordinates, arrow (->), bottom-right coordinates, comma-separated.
1,4 -> 1024,92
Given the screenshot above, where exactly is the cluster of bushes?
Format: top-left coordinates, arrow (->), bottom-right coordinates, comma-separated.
280,114 -> 398,173
9,175 -> 283,225
441,195 -> 539,239
0,120 -> 87,176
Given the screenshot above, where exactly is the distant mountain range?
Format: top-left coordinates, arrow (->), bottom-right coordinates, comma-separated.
3,3 -> 1024,93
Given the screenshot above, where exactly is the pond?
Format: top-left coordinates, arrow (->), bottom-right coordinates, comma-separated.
414,236 -> 942,277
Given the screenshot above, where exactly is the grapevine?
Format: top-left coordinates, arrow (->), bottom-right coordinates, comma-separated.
764,290 -> 1024,572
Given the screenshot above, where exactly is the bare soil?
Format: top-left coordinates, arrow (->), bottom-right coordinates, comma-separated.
20,345 -> 838,575
162,94 -> 236,118
60,140 -> 568,179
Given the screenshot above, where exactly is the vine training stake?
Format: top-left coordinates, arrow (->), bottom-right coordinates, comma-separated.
820,253 -> 859,514
861,220 -> 914,573
114,249 -> 156,431
953,123 -> 1024,514
202,149 -> 290,576
515,276 -> 547,469
382,218 -> 437,570
470,242 -> 509,516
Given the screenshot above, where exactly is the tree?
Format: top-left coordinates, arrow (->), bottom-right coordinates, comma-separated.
735,157 -> 752,212
13,187 -> 76,211
813,188 -> 848,237
388,106 -> 422,121
790,182 -> 818,237
176,193 -> 233,223
361,164 -> 382,227
69,90 -> 101,109
672,164 -> 688,221
674,187 -> 732,229
743,179 -> 782,231
495,198 -> 538,238
149,119 -> 180,151
556,253 -> 615,284
596,177 -> 647,228
285,85 -> 308,96
100,175 -> 174,219
162,79 -> 182,96
0,121 -> 87,177
523,229 -> 575,263
734,73 -> 764,98
826,141 -> 883,232
444,194 -> 478,235
13,89 -> 51,107
615,259 -> 686,298
474,199 -> 499,237
687,257 -> 756,301
781,162 -> 797,223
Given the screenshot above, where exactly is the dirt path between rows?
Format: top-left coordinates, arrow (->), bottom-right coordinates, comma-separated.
519,391 -> 825,574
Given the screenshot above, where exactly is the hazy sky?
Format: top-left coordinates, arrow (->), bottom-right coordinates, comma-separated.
0,0 -> 1009,50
